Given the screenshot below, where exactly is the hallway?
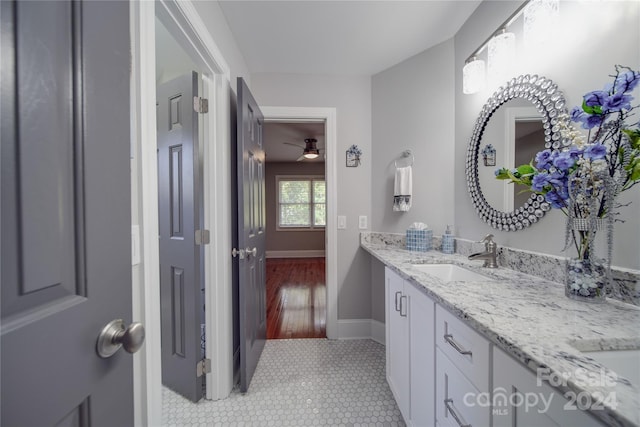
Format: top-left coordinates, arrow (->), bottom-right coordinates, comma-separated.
162,339 -> 404,426
266,258 -> 326,339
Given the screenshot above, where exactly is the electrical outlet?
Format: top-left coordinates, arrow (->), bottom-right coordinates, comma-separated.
358,215 -> 367,230
338,215 -> 347,229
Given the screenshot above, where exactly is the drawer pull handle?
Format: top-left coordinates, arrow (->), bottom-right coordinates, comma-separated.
445,398 -> 471,427
395,291 -> 402,312
400,295 -> 407,317
444,334 -> 472,356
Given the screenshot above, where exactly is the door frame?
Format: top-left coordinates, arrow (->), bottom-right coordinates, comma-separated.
131,0 -> 233,425
261,107 -> 338,340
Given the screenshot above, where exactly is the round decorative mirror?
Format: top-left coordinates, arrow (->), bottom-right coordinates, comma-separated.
466,74 -> 569,231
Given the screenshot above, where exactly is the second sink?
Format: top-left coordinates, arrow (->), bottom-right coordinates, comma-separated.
411,263 -> 494,282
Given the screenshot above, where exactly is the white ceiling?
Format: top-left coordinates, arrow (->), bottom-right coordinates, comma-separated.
218,0 -> 481,76
264,121 -> 326,162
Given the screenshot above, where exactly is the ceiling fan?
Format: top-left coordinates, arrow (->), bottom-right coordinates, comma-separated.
283,138 -> 323,161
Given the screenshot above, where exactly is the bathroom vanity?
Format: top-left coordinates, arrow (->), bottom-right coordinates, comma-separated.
362,232 -> 640,427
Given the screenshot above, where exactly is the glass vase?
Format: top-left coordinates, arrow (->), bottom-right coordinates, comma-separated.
565,257 -> 607,303
565,218 -> 608,303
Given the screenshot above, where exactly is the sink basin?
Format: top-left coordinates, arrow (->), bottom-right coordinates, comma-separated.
411,264 -> 494,282
582,349 -> 640,387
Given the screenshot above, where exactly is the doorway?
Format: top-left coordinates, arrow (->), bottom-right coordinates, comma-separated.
261,107 -> 338,341
263,122 -> 327,339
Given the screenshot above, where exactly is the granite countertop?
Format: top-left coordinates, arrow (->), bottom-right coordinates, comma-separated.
361,233 -> 640,427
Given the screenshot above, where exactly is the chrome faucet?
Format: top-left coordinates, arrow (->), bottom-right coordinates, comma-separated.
468,234 -> 498,268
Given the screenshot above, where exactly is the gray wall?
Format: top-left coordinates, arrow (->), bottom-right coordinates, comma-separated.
370,39 -> 455,322
454,0 -> 640,269
251,73 -> 373,320
265,162 -> 326,253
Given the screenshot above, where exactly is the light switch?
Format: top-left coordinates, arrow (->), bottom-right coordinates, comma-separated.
359,215 -> 367,230
338,215 -> 347,229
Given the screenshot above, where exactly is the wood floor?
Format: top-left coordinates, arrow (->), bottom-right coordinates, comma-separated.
266,258 -> 326,339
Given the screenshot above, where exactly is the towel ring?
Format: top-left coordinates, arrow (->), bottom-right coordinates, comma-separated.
394,150 -> 414,168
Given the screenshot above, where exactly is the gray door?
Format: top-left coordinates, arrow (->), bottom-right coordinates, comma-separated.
1,1 -> 133,426
236,78 -> 267,392
157,72 -> 205,402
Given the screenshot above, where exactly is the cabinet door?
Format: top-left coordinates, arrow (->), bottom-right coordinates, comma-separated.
493,347 -> 603,427
407,284 -> 435,427
385,267 -> 410,421
436,304 -> 490,392
436,348 -> 491,427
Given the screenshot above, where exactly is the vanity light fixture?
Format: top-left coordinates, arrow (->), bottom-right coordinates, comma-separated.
524,0 -> 559,47
462,0 -> 559,95
463,56 -> 486,94
487,29 -> 516,89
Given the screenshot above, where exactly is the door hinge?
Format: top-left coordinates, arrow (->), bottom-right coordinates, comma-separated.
196,358 -> 211,377
194,97 -> 209,113
195,229 -> 210,245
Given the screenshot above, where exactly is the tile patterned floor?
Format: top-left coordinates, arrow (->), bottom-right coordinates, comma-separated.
162,339 -> 405,426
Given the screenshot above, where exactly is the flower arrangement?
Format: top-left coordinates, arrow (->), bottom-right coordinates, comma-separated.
495,66 -> 640,300
346,144 -> 363,167
347,144 -> 363,158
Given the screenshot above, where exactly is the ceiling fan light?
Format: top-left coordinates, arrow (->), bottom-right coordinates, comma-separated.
303,151 -> 319,159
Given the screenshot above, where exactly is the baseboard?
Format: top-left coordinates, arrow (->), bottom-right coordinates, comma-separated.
338,319 -> 386,344
371,319 -> 385,345
265,250 -> 326,259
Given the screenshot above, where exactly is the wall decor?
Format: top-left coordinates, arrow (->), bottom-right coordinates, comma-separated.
466,74 -> 567,231
346,144 -> 362,167
481,144 -> 496,166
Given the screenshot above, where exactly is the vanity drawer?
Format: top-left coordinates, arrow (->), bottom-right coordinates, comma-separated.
436,347 -> 490,427
435,304 -> 490,392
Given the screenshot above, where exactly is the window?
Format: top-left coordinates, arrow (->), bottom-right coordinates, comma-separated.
277,176 -> 326,229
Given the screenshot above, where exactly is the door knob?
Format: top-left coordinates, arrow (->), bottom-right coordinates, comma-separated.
96,319 -> 146,358
245,247 -> 257,257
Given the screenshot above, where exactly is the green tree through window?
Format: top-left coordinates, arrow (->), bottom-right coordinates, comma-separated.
278,177 -> 326,228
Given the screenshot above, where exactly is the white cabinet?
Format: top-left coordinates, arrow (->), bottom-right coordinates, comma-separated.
386,267 -> 410,420
435,305 -> 490,392
384,266 -> 605,427
407,281 -> 435,427
436,347 -> 490,427
435,305 -> 491,427
385,267 -> 435,426
493,346 -> 604,427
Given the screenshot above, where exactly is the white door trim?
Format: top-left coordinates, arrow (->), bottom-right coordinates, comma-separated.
261,106 -> 338,340
131,0 -> 233,425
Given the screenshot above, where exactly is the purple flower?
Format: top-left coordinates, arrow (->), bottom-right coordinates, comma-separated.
553,151 -> 576,171
583,90 -> 608,107
545,190 -> 566,209
535,149 -> 553,169
584,143 -> 607,160
531,173 -> 550,191
568,146 -> 583,160
604,93 -> 633,112
580,114 -> 605,130
570,106 -> 586,122
614,70 -> 640,93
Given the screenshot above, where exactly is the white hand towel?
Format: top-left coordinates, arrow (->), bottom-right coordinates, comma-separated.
393,166 -> 412,212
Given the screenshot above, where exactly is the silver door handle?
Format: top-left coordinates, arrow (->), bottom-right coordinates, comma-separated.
400,295 -> 408,317
232,248 -> 245,259
444,334 -> 472,356
245,247 -> 257,257
394,291 -> 402,312
96,319 -> 146,358
445,398 -> 471,427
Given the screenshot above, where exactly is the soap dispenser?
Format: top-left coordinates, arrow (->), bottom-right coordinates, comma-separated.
441,225 -> 455,254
